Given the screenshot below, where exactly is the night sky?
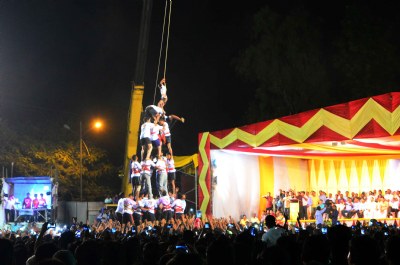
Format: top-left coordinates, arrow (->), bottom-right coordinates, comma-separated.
0,0 -> 396,165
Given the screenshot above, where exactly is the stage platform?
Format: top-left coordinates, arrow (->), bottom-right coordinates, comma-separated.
0,221 -> 46,232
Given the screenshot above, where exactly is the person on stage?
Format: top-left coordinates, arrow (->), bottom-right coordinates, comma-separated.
262,192 -> 273,211
32,194 -> 39,209
38,194 -> 47,208
3,195 -> 15,223
22,193 -> 32,209
32,194 -> 40,222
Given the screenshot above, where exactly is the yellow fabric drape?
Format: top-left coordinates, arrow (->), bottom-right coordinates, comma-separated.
258,157 -> 274,217
309,160 -> 318,192
307,158 -> 397,194
174,154 -> 198,168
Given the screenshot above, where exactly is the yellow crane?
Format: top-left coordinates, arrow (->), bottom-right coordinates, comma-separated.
122,0 -> 154,196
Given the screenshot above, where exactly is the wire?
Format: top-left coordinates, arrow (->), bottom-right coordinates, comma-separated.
152,0 -> 168,105
163,0 -> 173,79
153,0 -> 173,105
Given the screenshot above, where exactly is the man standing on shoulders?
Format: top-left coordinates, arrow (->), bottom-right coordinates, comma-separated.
166,153 -> 176,195
261,215 -> 286,247
130,155 -> 142,198
141,158 -> 155,199
155,155 -> 168,196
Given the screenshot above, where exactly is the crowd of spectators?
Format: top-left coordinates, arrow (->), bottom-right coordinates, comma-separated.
1,213 -> 400,265
1,188 -> 400,264
265,188 -> 400,222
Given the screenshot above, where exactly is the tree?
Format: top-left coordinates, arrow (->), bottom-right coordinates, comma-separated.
235,6 -> 331,123
333,3 -> 400,101
235,3 -> 400,124
0,119 -> 119,201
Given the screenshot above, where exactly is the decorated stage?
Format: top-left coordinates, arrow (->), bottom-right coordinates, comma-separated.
198,92 -> 400,219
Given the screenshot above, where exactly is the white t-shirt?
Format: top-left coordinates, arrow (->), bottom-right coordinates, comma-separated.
385,194 -> 394,201
172,199 -> 186,214
131,161 -> 142,178
151,124 -> 162,141
123,198 -> 136,215
261,227 -> 285,246
167,158 -> 175,173
140,122 -> 154,139
302,196 -> 308,206
115,198 -> 125,214
162,122 -> 171,137
156,159 -> 167,173
145,198 -> 158,214
142,160 -> 155,175
4,197 -> 15,210
158,195 -> 171,211
160,84 -> 167,98
147,105 -> 164,115
390,200 -> 399,209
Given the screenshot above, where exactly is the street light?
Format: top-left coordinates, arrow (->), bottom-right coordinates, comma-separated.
94,120 -> 103,129
64,119 -> 103,201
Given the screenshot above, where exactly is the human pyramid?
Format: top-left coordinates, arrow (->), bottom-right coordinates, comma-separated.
120,79 -> 186,227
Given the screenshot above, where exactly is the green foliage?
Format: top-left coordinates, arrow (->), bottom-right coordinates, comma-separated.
0,119 -> 119,201
236,6 -> 331,122
236,3 -> 400,123
333,3 -> 400,99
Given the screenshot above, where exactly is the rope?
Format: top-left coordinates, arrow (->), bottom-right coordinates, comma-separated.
152,0 -> 169,105
163,0 -> 173,79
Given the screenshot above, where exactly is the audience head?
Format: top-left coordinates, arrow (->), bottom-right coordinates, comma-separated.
386,235 -> 400,265
265,215 -> 276,229
207,236 -> 235,265
301,235 -> 330,265
0,238 -> 13,265
348,235 -> 380,265
35,242 -> 59,262
53,250 -> 76,265
75,240 -> 100,265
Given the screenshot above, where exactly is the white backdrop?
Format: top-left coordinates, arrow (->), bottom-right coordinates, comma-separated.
273,157 -> 309,195
211,150 -> 260,219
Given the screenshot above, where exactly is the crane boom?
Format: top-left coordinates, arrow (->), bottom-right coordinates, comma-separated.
122,0 -> 153,196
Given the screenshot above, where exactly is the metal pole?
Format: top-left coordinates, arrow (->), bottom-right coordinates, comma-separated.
195,165 -> 198,210
11,162 -> 14,178
80,121 -> 83,202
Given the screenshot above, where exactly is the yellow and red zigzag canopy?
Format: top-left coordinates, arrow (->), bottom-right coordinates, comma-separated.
197,92 -> 400,217
208,92 -> 400,158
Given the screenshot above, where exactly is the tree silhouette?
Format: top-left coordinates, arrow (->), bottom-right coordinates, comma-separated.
0,119 -> 119,201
